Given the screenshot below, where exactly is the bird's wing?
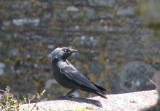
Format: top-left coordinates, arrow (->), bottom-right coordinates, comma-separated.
60,66 -> 98,90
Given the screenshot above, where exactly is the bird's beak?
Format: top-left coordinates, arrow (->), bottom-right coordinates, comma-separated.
69,48 -> 77,53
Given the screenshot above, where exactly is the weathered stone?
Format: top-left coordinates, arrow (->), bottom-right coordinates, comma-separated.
117,6 -> 134,15
72,12 -> 84,19
74,36 -> 100,46
47,44 -> 54,49
99,11 -> 114,18
120,61 -> 154,92
19,90 -> 159,111
86,8 -> 96,19
53,10 -> 68,21
45,79 -> 57,89
66,6 -> 79,12
13,18 -> 40,26
9,48 -> 19,57
107,72 -> 121,93
88,0 -> 115,7
0,63 -> 5,76
2,21 -> 11,26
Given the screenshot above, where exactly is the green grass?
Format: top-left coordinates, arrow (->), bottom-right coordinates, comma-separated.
0,86 -> 45,111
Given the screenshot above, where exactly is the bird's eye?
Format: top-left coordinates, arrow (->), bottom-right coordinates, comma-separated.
64,49 -> 69,52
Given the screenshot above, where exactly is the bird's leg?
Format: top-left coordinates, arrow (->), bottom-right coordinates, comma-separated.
65,89 -> 77,97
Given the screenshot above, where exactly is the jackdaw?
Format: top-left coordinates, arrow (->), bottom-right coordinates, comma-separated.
51,47 -> 107,98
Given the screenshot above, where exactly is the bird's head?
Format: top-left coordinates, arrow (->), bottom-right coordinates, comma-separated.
51,47 -> 77,60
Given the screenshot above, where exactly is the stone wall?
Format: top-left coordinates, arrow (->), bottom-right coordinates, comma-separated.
0,0 -> 159,99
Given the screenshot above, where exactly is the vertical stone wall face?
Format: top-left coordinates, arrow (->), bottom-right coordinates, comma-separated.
0,0 -> 159,98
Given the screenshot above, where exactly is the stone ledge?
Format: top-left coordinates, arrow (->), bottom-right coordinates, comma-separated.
20,90 -> 159,111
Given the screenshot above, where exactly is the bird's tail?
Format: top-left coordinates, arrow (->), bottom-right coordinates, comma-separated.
93,83 -> 107,99
94,84 -> 106,94
95,91 -> 107,99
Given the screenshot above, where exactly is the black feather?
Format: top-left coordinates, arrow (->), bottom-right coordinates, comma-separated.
51,47 -> 107,99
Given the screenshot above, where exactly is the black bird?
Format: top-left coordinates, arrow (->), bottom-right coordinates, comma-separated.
51,47 -> 107,99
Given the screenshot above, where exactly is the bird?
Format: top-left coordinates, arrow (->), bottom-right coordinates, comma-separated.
51,47 -> 107,99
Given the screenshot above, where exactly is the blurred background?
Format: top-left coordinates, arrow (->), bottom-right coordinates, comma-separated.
0,0 -> 160,100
